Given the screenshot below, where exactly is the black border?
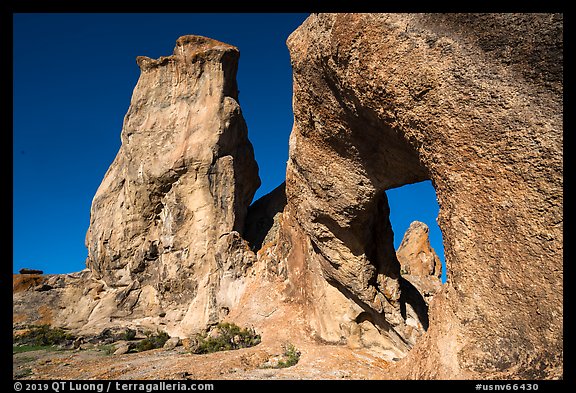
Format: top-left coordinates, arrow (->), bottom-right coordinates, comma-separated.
5,1 -> 567,13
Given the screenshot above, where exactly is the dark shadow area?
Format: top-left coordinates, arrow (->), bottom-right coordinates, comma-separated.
322,272 -> 411,349
399,276 -> 430,331
243,182 -> 286,251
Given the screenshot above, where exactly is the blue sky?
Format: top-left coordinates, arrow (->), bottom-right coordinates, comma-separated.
12,13 -> 445,282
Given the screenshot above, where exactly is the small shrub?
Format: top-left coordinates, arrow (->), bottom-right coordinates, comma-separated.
14,325 -> 75,347
192,322 -> 261,354
98,344 -> 117,355
122,328 -> 137,341
134,330 -> 170,352
276,343 -> 301,368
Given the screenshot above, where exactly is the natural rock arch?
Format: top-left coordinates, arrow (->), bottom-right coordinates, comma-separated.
283,13 -> 562,379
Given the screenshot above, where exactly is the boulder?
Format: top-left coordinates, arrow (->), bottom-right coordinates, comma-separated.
163,337 -> 181,351
113,342 -> 131,356
181,337 -> 200,353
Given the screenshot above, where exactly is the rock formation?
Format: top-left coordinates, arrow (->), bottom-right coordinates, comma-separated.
14,36 -> 261,338
397,221 -> 443,306
397,221 -> 442,278
84,35 -> 260,335
285,13 -> 562,379
243,182 -> 287,252
13,270 -> 102,329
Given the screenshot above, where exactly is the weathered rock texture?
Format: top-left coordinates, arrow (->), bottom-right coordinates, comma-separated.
397,221 -> 442,278
13,36 -> 266,340
13,270 -> 105,329
397,221 -> 443,308
244,182 -> 287,251
285,13 -> 563,379
85,35 -> 259,335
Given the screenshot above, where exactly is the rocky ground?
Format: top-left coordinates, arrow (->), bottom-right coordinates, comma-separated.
13,339 -> 391,380
14,274 -> 394,380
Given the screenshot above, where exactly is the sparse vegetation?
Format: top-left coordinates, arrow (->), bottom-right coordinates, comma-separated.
13,344 -> 60,354
14,325 -> 75,348
276,343 -> 301,368
260,342 -> 301,369
12,355 -> 35,364
98,344 -> 117,355
122,328 -> 137,341
134,330 -> 170,352
14,367 -> 33,379
192,322 -> 261,354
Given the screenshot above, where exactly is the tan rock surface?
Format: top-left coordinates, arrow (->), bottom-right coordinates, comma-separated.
82,35 -> 260,336
14,36 -> 262,339
13,270 -> 103,329
285,13 -> 562,379
397,221 -> 442,278
13,13 -> 563,380
396,221 -> 443,308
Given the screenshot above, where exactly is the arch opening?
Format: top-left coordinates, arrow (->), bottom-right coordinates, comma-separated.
386,180 -> 447,284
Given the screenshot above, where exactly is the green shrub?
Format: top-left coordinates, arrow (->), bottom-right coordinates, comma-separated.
276,343 -> 301,368
134,330 -> 169,352
13,345 -> 59,354
192,322 -> 261,354
14,325 -> 75,347
98,344 -> 117,355
122,328 -> 136,341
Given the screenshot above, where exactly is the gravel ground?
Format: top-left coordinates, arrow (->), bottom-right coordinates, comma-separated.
13,339 -> 392,380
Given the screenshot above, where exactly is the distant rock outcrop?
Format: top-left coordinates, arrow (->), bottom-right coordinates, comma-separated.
19,268 -> 44,275
397,221 -> 442,306
285,13 -> 562,379
397,221 -> 442,278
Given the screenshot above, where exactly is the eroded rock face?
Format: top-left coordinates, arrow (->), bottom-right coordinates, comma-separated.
83,35 -> 260,334
397,221 -> 442,278
285,13 -> 563,379
13,270 -> 105,330
244,182 -> 287,251
13,36 -> 264,340
397,221 -> 443,339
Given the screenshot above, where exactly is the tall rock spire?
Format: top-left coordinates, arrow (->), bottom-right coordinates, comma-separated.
85,35 -> 260,333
